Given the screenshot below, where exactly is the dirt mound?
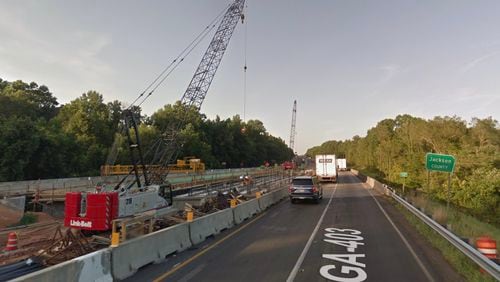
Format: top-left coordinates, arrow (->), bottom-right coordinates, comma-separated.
30,212 -> 56,224
0,204 -> 23,229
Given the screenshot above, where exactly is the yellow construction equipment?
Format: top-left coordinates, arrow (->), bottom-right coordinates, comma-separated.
100,157 -> 205,176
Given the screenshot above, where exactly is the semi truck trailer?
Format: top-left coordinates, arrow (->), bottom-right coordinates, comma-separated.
315,154 -> 337,182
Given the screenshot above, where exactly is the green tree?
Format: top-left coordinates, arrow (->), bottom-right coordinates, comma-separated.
54,91 -> 117,175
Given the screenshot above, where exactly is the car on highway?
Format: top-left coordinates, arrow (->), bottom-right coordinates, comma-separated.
289,176 -> 322,204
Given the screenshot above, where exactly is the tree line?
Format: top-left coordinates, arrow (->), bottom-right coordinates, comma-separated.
306,114 -> 499,223
0,78 -> 293,181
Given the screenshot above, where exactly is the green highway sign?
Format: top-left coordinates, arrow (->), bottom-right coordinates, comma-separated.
426,153 -> 455,173
400,172 -> 408,178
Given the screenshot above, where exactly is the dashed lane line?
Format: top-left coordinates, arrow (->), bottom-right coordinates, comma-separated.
286,183 -> 338,282
153,211 -> 268,282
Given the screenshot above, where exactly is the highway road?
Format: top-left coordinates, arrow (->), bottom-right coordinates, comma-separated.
124,172 -> 463,282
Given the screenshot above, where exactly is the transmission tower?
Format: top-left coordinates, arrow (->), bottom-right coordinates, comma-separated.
289,100 -> 297,152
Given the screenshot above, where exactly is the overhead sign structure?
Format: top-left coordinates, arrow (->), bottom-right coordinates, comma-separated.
425,153 -> 455,173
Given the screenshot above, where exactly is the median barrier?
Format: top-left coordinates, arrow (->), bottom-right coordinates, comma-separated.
111,222 -> 191,280
351,169 -> 367,182
366,177 -> 375,188
272,187 -> 287,203
372,178 -> 386,194
233,199 -> 261,224
189,208 -> 234,245
280,187 -> 288,199
258,192 -> 274,210
357,173 -> 386,195
12,249 -> 112,282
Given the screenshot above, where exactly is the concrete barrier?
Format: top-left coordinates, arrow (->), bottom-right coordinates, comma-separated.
372,178 -> 386,194
351,169 -> 367,183
366,177 -> 375,188
279,187 -> 288,199
233,199 -> 261,224
12,249 -> 112,282
111,223 -> 191,280
258,192 -> 274,210
272,188 -> 287,203
351,170 -> 386,195
189,208 -> 234,245
172,196 -> 206,210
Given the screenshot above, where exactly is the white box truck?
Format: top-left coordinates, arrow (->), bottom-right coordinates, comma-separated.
315,155 -> 337,182
337,158 -> 347,171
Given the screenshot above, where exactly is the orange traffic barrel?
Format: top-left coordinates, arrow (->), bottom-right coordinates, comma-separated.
5,232 -> 18,251
476,236 -> 497,260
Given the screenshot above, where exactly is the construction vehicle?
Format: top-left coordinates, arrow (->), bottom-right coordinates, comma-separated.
168,157 -> 205,173
64,0 -> 246,231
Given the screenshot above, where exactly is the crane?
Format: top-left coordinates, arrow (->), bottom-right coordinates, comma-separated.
120,0 -> 246,188
289,100 -> 297,153
65,0 -> 247,231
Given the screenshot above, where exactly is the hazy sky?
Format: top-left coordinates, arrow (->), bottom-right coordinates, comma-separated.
1,0 -> 499,154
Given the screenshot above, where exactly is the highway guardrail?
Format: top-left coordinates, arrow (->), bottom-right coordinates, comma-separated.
390,189 -> 500,280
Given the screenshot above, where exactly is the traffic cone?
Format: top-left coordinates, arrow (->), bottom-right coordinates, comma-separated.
476,236 -> 497,261
5,232 -> 18,251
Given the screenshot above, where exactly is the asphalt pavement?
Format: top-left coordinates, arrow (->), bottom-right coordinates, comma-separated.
125,172 -> 462,282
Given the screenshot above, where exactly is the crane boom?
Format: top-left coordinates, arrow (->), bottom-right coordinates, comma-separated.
289,100 -> 297,152
182,0 -> 245,109
142,0 -> 246,185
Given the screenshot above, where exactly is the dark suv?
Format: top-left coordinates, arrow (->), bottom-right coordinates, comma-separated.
289,176 -> 322,204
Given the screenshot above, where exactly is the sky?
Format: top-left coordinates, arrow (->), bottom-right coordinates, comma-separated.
1,0 -> 499,154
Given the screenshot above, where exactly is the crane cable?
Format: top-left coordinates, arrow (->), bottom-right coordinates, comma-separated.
136,20 -> 219,108
108,2 -> 231,166
126,2 -> 232,110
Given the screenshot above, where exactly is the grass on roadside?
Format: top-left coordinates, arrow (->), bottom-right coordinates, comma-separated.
406,193 -> 500,255
393,199 -> 497,282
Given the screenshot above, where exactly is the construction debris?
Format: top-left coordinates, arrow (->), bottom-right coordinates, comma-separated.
36,226 -> 95,265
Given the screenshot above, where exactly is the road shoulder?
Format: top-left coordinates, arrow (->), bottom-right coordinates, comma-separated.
369,189 -> 465,282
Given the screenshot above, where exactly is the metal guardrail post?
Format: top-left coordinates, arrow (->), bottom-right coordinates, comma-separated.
389,189 -> 500,280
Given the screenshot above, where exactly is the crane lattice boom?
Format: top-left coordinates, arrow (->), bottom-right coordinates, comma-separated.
289,100 -> 297,152
181,0 -> 245,110
145,0 -> 246,185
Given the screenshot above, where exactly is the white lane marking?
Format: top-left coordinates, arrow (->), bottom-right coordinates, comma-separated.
367,188 -> 435,282
286,184 -> 337,282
